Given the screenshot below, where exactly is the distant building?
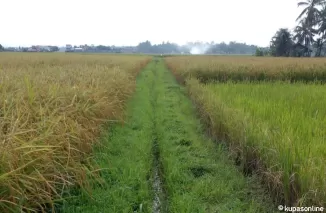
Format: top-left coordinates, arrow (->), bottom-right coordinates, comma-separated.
27,48 -> 37,52
74,47 -> 83,52
40,46 -> 51,52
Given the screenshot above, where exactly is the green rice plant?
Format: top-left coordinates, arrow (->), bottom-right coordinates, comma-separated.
185,78 -> 326,206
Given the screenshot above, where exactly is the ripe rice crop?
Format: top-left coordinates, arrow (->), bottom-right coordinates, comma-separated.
0,53 -> 150,212
165,56 -> 326,83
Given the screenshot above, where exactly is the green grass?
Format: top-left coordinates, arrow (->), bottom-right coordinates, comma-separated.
61,62 -> 155,213
61,58 -> 275,213
152,59 -> 274,212
185,79 -> 326,205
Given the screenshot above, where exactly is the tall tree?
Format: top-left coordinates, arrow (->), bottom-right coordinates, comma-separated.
296,0 -> 325,26
314,6 -> 326,55
297,0 -> 326,56
0,44 -> 3,51
314,38 -> 326,56
270,28 -> 293,57
293,20 -> 316,56
136,40 -> 152,53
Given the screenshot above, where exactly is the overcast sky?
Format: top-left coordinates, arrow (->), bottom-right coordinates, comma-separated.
1,0 -> 302,47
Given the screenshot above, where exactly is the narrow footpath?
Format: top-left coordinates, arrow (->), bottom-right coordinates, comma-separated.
63,58 -> 275,213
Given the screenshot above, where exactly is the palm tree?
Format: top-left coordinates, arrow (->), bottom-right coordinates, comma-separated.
311,6 -> 326,56
316,6 -> 326,37
293,20 -> 316,56
296,0 -> 326,26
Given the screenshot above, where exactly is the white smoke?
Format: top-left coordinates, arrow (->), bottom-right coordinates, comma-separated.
190,45 -> 210,54
178,42 -> 214,55
181,42 -> 212,55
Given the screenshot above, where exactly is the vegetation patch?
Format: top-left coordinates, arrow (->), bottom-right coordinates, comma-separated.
189,166 -> 212,178
177,139 -> 192,146
184,77 -> 326,206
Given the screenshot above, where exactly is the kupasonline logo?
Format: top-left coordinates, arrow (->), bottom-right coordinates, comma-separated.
278,205 -> 324,212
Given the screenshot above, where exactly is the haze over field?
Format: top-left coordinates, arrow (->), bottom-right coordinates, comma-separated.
1,0 -> 302,47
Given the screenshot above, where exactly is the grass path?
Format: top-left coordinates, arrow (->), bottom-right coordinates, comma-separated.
62,58 -> 275,213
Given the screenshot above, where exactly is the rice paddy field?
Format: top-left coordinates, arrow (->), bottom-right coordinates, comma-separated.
1,53 -> 325,212
0,53 -> 150,212
165,56 -> 326,206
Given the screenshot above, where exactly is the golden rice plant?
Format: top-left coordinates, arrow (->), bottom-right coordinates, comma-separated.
165,56 -> 326,83
0,53 -> 150,212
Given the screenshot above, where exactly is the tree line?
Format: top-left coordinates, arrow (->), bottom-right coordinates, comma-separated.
266,0 -> 326,57
136,41 -> 258,55
0,41 -> 260,55
206,42 -> 257,55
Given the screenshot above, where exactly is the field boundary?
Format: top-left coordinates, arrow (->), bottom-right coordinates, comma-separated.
163,58 -> 288,205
